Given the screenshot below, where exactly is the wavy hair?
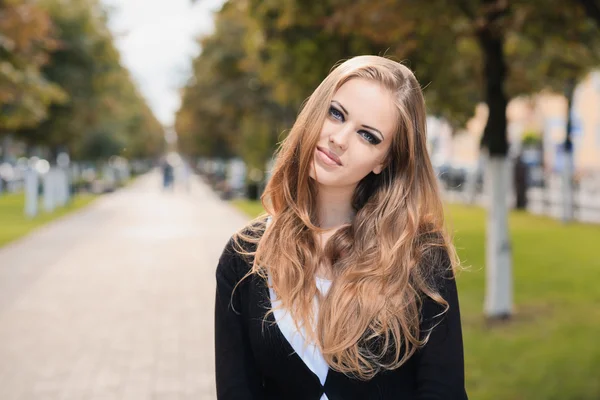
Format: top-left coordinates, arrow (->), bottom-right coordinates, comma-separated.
232,55 -> 458,380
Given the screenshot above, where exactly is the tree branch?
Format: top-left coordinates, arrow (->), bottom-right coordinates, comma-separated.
456,0 -> 477,20
577,0 -> 600,26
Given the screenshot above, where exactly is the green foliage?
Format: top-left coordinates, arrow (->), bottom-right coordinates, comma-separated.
521,130 -> 542,147
0,0 -> 67,132
230,198 -> 265,218
3,0 -> 165,161
176,2 -> 286,168
177,0 -> 385,167
79,129 -> 126,161
245,0 -> 381,110
506,0 -> 600,96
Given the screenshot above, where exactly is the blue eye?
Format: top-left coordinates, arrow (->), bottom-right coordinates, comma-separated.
329,104 -> 381,145
329,106 -> 344,121
360,131 -> 381,145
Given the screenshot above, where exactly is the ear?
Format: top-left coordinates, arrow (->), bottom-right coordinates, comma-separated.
373,163 -> 384,175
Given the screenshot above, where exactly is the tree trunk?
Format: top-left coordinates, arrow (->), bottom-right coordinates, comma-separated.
562,78 -> 575,223
477,5 -> 513,319
43,168 -> 57,213
0,134 -> 12,194
484,154 -> 512,317
24,169 -> 39,218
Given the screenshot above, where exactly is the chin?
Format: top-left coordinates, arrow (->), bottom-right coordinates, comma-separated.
312,176 -> 351,188
310,163 -> 355,188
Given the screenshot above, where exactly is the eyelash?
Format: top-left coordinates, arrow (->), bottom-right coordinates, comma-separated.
328,106 -> 381,145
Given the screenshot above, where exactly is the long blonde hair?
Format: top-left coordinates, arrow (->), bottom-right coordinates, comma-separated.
233,55 -> 458,380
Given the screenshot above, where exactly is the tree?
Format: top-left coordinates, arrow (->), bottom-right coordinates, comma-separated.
176,2 -> 285,169
0,0 -> 66,134
13,0 -> 164,162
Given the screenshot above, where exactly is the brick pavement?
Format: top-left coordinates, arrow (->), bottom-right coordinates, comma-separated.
0,172 -> 250,400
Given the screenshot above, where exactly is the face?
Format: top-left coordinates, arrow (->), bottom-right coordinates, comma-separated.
309,78 -> 397,189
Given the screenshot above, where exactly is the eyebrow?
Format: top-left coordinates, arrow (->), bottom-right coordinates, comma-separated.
331,100 -> 385,140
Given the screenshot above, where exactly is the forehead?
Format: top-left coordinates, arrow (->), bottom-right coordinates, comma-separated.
332,78 -> 397,138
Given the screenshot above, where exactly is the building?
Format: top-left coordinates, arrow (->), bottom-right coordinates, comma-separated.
428,70 -> 600,177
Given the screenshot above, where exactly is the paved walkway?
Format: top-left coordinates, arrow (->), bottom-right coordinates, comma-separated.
0,172 -> 250,399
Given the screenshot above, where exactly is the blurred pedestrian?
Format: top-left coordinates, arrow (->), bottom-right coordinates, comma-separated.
215,56 -> 467,399
161,159 -> 174,190
514,153 -> 528,209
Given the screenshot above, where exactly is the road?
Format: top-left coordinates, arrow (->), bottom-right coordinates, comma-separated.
0,172 -> 250,399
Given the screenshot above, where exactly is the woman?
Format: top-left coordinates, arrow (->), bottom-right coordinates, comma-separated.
215,55 -> 468,399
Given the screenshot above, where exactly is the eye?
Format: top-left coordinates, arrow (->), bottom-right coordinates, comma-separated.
359,130 -> 382,145
329,106 -> 344,121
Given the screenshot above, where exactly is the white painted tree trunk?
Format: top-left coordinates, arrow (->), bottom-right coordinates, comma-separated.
103,164 -> 116,191
484,156 -> 513,318
24,169 -> 39,218
63,168 -> 70,204
43,168 -> 56,213
561,151 -> 574,223
56,169 -> 68,207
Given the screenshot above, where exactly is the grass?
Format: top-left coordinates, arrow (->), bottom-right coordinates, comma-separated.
231,199 -> 266,218
230,200 -> 600,400
0,192 -> 97,248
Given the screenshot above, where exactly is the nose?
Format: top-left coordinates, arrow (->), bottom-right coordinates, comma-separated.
329,126 -> 352,151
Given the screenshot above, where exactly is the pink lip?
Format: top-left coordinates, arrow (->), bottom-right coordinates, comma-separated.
316,147 -> 342,166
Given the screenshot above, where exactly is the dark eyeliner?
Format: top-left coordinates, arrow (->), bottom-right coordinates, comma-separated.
329,106 -> 344,121
360,130 -> 381,145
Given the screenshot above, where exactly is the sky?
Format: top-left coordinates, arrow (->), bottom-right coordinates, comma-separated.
101,0 -> 226,126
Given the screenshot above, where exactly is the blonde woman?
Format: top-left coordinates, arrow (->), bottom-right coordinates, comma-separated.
215,55 -> 468,399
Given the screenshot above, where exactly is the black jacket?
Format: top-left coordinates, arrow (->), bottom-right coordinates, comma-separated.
215,236 -> 468,400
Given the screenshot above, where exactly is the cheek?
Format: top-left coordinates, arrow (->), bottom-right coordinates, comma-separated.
350,151 -> 385,176
320,119 -> 336,138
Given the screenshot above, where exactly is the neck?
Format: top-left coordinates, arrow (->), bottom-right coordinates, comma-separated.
316,184 -> 355,230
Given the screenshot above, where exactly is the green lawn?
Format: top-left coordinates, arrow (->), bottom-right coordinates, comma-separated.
0,192 -> 97,248
231,200 -> 600,400
231,199 -> 266,218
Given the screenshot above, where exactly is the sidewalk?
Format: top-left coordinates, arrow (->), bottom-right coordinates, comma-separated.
0,171 -> 250,400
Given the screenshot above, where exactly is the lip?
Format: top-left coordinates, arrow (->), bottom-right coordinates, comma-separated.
316,146 -> 342,166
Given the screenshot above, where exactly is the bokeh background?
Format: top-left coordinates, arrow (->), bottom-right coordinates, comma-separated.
1,0 -> 599,399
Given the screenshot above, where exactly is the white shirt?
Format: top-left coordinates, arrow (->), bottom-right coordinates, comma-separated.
269,275 -> 332,400
265,215 -> 331,399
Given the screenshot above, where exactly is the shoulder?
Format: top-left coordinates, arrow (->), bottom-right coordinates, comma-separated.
216,216 -> 269,281
216,236 -> 252,283
417,242 -> 460,322
417,230 -> 456,291
415,233 -> 460,311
